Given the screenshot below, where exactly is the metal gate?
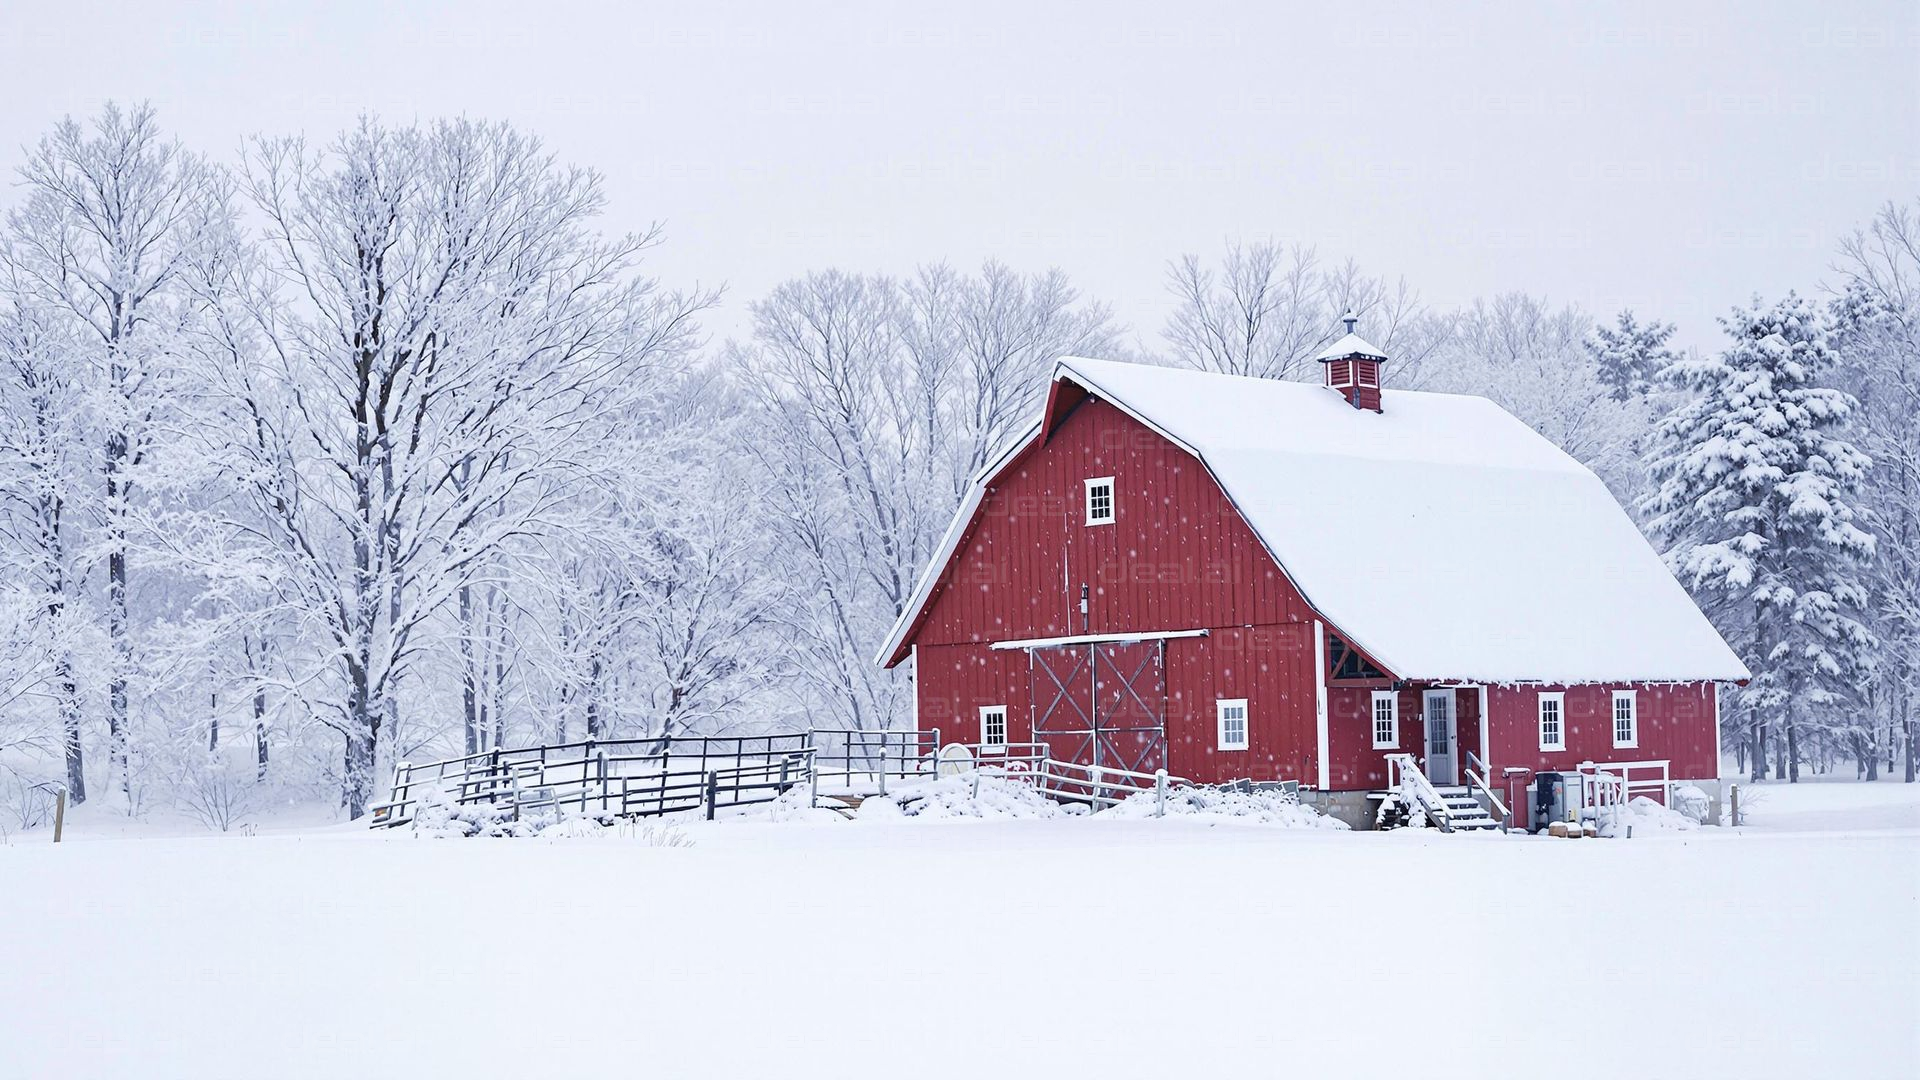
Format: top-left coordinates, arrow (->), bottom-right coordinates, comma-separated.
1028,641 -> 1167,775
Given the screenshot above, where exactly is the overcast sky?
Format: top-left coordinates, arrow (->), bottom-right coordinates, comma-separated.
2,1 -> 1914,352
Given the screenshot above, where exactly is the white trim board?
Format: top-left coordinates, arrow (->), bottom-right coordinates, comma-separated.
988,628 -> 1210,651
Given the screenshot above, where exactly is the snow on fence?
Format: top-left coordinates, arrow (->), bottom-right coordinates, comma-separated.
810,728 -> 941,793
371,733 -> 821,827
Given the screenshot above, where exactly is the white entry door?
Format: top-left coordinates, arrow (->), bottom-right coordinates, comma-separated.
1424,690 -> 1457,785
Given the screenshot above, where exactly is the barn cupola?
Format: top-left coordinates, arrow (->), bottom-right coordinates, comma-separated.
1315,311 -> 1388,412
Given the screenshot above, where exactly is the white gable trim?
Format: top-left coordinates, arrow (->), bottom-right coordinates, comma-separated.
873,419 -> 1042,668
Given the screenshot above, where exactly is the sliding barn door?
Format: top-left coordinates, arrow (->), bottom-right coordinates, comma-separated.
1028,641 -> 1167,775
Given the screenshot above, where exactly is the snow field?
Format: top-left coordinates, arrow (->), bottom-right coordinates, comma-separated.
2,781 -> 1915,1080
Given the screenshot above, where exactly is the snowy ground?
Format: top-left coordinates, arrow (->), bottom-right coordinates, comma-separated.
2,780 -> 1915,1080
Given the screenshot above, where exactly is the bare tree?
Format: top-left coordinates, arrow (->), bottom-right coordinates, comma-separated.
196,118 -> 707,816
1163,241 -> 1434,384
4,104 -> 217,800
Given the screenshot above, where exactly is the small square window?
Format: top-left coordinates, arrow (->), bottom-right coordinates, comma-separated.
1084,476 -> 1115,526
1538,692 -> 1565,752
1216,698 -> 1248,751
980,705 -> 1007,748
1612,690 -> 1637,749
1370,690 -> 1399,749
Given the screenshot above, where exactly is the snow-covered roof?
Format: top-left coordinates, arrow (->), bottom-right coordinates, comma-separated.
1313,332 -> 1387,362
879,356 -> 1749,685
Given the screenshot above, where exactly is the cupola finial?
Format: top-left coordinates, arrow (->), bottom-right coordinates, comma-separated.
1342,309 -> 1358,335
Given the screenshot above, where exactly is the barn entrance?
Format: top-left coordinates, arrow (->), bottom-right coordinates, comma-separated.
1027,640 -> 1167,776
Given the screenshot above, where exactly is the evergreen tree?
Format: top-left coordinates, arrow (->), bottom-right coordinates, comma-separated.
1644,293 -> 1876,782
1587,309 -> 1677,400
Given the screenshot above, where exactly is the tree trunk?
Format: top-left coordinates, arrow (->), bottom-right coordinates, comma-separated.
1750,723 -> 1765,783
105,406 -> 130,800
1785,712 -> 1800,784
460,583 -> 479,755
245,635 -> 269,781
58,652 -> 85,804
585,651 -> 603,739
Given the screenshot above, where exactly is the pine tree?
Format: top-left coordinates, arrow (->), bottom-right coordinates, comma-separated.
1645,293 -> 1876,783
1587,309 -> 1677,401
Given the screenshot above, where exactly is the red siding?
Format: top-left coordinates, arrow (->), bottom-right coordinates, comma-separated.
908,397 -> 1321,785
1485,682 -> 1718,781
911,397 -> 1313,649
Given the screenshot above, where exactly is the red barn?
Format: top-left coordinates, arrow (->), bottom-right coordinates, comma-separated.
876,330 -> 1749,828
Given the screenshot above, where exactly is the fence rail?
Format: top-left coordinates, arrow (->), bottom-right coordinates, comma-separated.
809,727 -> 940,794
370,734 -> 820,828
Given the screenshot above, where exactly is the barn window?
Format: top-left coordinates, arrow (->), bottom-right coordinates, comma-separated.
1612,690 -> 1637,749
1370,690 -> 1399,749
1084,476 -> 1115,526
1216,698 -> 1248,751
1326,634 -> 1387,681
1538,692 -> 1566,752
980,705 -> 1007,748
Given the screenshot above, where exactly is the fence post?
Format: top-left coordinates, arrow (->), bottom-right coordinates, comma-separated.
878,737 -> 888,797
52,789 -> 66,842
596,751 -> 608,814
930,727 -> 941,777
1155,769 -> 1168,818
705,771 -> 720,821
1729,782 -> 1740,828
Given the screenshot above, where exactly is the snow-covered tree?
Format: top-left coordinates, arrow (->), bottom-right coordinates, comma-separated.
1645,294 -> 1877,782
199,119 -> 707,816
3,104 -> 218,802
1586,309 -> 1678,401
1832,199 -> 1920,781
0,284 -> 92,800
1162,241 -> 1437,385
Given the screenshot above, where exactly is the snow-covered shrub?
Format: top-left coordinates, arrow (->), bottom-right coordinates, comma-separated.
1597,795 -> 1698,837
409,784 -> 558,839
1106,784 -> 1349,829
1670,784 -> 1711,824
857,775 -> 1062,820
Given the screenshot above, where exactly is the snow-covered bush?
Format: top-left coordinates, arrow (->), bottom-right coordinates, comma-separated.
1597,795 -> 1698,837
1106,784 -> 1349,829
1670,784 -> 1711,824
857,775 -> 1062,820
409,784 -> 559,839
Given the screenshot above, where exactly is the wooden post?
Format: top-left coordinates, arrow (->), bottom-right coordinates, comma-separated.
1729,782 -> 1741,828
1154,769 -> 1168,817
53,789 -> 66,843
704,771 -> 719,821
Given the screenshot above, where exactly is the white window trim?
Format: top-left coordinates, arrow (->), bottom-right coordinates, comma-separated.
1216,698 -> 1249,751
1370,690 -> 1399,749
979,704 -> 1007,748
1611,689 -> 1638,749
1538,691 -> 1566,752
1083,476 -> 1115,526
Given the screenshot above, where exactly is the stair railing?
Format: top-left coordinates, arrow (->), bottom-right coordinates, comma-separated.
1463,750 -> 1512,833
1384,753 -> 1457,832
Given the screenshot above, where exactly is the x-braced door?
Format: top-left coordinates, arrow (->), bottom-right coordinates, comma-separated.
1028,641 -> 1167,775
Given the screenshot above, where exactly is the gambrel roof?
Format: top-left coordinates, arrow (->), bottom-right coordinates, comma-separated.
880,357 -> 1749,685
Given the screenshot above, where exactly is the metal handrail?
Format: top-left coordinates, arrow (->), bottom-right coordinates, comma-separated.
1463,750 -> 1512,831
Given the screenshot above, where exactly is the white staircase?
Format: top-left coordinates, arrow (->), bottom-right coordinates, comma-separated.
1430,785 -> 1501,831
1383,754 -> 1503,833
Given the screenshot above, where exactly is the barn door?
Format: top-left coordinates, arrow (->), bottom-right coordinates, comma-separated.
1424,689 -> 1457,786
1028,641 -> 1166,776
